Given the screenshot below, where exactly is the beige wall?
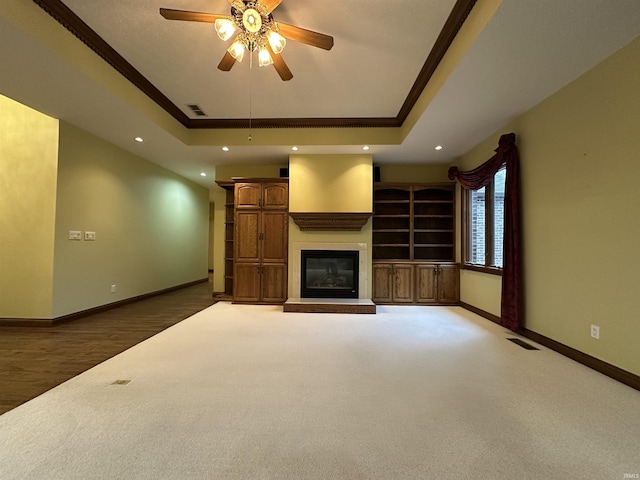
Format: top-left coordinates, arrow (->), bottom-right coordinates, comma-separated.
455,36 -> 640,376
289,154 -> 372,213
288,155 -> 373,298
51,122 -> 210,317
0,94 -> 59,318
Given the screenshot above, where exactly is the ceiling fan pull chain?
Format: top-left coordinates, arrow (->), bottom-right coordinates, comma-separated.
248,50 -> 253,141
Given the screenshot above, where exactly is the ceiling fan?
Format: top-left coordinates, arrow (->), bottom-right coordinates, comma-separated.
160,0 -> 334,81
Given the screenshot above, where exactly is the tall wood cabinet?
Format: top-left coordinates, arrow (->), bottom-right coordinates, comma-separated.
233,179 -> 288,304
372,183 -> 459,305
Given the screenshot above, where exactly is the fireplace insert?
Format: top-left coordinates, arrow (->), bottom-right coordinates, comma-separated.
301,250 -> 359,298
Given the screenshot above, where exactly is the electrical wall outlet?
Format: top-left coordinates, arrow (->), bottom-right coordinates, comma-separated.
68,230 -> 82,240
84,231 -> 96,241
111,284 -> 116,293
590,324 -> 600,339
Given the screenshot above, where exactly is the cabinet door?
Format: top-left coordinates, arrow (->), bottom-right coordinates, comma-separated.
416,264 -> 438,303
438,264 -> 460,304
262,183 -> 288,209
235,211 -> 261,262
392,264 -> 415,303
262,211 -> 288,263
233,263 -> 261,302
261,263 -> 287,304
372,264 -> 393,303
235,183 -> 262,209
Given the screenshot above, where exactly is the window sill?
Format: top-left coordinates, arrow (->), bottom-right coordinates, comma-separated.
462,264 -> 503,276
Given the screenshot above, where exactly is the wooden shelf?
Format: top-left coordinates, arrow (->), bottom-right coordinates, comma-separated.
217,182 -> 236,296
373,183 -> 455,262
289,212 -> 372,231
373,243 -> 411,247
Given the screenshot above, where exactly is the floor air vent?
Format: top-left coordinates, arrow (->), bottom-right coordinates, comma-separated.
507,338 -> 539,350
111,379 -> 131,385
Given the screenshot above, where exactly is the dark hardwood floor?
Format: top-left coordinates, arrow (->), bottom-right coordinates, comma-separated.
0,282 -> 216,415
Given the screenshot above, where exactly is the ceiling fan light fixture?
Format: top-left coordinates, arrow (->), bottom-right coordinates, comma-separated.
267,30 -> 286,54
159,1 -> 334,81
228,39 -> 246,62
242,8 -> 262,33
258,46 -> 273,67
214,18 -> 237,41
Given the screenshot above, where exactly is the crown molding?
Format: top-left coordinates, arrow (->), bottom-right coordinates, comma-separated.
32,0 -> 476,129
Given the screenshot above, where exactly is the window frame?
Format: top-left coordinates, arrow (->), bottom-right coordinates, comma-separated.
461,167 -> 505,276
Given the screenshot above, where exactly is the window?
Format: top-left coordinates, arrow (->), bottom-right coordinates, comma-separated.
463,166 -> 505,274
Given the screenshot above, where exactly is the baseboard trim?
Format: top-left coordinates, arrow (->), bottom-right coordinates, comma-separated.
459,303 -> 640,392
519,329 -> 640,392
0,279 -> 209,328
459,301 -> 501,324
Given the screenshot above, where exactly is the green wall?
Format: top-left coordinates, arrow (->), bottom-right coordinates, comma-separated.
0,94 -> 59,318
0,93 -> 209,319
52,122 -> 210,317
456,36 -> 640,376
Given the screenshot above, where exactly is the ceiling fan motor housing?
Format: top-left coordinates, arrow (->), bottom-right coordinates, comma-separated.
231,1 -> 275,51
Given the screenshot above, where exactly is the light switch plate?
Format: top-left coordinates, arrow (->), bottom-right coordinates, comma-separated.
84,231 -> 96,241
69,230 -> 82,240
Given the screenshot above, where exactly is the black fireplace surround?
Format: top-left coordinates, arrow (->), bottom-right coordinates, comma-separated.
301,250 -> 359,298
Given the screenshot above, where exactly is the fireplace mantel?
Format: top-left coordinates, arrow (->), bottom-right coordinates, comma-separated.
289,212 -> 372,231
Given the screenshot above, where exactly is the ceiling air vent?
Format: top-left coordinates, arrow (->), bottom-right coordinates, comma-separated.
187,104 -> 207,117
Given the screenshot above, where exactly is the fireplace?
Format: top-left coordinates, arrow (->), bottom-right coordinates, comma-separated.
301,250 -> 359,298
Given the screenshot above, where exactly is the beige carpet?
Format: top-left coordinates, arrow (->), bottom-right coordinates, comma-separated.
1,303 -> 638,479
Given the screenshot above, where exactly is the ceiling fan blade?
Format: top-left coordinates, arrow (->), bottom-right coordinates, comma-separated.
267,44 -> 293,81
277,23 -> 334,50
260,0 -> 283,14
218,51 -> 236,72
159,8 -> 225,23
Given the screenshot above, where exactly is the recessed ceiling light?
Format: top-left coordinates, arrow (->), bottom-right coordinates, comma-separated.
362,146 -> 370,151
435,145 -> 444,151
200,172 -> 207,177
222,146 -> 229,152
134,137 -> 143,143
291,146 -> 299,151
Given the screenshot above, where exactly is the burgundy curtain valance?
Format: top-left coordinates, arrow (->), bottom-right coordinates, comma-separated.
448,133 -> 522,331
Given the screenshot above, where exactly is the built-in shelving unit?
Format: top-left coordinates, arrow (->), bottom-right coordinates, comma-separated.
372,183 -> 458,305
373,183 -> 455,261
217,181 -> 235,297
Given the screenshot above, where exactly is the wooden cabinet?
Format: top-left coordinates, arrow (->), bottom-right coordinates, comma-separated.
415,263 -> 459,304
372,182 -> 458,305
233,180 -> 288,304
373,262 -> 459,305
372,263 -> 414,303
235,182 -> 288,210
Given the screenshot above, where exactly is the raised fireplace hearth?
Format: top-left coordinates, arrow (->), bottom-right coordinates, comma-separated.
301,250 -> 359,299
